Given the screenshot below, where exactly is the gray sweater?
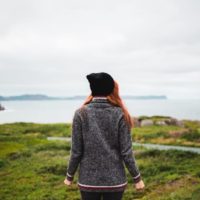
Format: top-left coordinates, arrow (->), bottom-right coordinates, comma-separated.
66,98 -> 141,192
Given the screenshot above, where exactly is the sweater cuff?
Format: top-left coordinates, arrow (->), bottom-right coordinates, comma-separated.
133,173 -> 141,183
66,172 -> 74,181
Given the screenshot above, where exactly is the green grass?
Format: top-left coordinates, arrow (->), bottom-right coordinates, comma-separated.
0,122 -> 71,137
132,119 -> 200,147
0,122 -> 200,199
1,119 -> 199,147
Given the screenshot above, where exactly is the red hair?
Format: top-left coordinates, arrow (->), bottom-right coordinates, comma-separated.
80,80 -> 134,129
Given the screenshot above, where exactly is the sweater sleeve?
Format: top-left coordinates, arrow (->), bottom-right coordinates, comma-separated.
66,109 -> 83,181
118,113 -> 141,183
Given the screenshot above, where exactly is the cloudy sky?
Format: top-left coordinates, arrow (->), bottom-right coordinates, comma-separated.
0,0 -> 200,99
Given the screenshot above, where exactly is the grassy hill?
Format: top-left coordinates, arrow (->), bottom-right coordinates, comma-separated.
0,120 -> 200,200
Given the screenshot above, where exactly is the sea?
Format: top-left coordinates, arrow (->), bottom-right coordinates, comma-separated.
0,99 -> 200,124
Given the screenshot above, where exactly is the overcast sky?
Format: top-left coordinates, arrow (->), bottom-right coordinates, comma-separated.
0,0 -> 200,99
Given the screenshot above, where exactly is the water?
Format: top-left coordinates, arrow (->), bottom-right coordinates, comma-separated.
132,142 -> 200,154
0,99 -> 200,124
46,136 -> 200,154
47,136 -> 71,142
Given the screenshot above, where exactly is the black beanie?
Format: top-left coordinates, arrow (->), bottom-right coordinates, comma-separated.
86,72 -> 115,96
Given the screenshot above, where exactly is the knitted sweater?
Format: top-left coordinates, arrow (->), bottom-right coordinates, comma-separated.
66,97 -> 141,192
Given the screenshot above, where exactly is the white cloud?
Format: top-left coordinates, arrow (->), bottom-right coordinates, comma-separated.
0,0 -> 200,99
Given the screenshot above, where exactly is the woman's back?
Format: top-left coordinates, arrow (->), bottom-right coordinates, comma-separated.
67,97 -> 141,192
65,72 -> 144,199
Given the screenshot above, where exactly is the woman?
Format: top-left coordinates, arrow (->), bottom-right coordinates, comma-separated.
64,72 -> 145,200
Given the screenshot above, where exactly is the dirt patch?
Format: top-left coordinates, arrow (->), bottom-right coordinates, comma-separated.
168,128 -> 189,137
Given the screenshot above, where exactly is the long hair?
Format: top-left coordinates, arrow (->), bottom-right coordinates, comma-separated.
80,80 -> 134,129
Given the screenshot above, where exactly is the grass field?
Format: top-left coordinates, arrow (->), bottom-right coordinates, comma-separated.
0,120 -> 200,200
132,118 -> 200,147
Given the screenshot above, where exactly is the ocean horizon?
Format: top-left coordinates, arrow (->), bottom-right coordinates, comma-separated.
0,99 -> 200,124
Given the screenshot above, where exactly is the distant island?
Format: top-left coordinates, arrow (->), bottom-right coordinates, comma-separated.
0,94 -> 167,101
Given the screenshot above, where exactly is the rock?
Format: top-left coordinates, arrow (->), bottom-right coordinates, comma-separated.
133,116 -> 185,127
164,119 -> 172,125
132,117 -> 140,127
140,119 -> 154,127
155,120 -> 167,126
175,120 -> 185,127
0,103 -> 5,111
166,118 -> 184,127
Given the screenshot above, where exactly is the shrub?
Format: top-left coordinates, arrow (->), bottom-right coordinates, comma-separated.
180,130 -> 200,141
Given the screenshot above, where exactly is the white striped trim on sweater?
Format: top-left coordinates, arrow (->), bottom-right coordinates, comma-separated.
77,181 -> 127,188
67,172 -> 73,177
133,173 -> 140,179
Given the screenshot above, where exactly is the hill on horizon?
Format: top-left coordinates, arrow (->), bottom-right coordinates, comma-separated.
0,94 -> 167,101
